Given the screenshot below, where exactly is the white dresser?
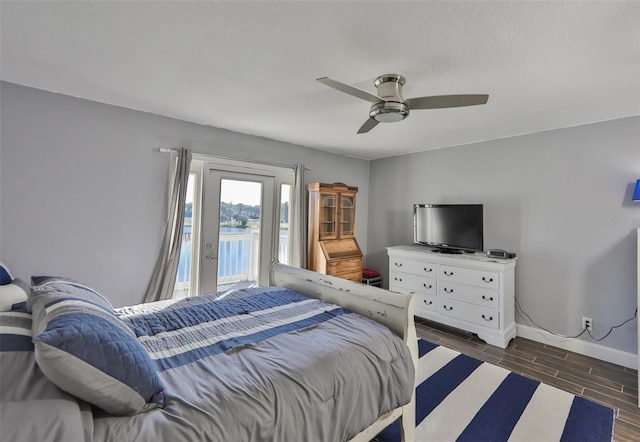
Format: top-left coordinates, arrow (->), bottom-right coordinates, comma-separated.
387,245 -> 517,348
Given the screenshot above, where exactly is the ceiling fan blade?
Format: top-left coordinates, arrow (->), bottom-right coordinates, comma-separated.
317,77 -> 382,103
357,118 -> 379,134
407,94 -> 489,110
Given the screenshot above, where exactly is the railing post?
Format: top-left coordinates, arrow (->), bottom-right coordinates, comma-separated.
248,232 -> 259,281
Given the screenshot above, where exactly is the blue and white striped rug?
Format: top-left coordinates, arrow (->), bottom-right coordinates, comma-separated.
377,340 -> 614,442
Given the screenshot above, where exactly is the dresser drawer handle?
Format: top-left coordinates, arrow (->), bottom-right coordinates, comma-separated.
394,277 -> 402,282
482,295 -> 494,301
482,276 -> 494,283
444,287 -> 454,293
423,283 -> 432,289
423,267 -> 433,273
394,262 -> 403,267
444,270 -> 454,276
443,305 -> 453,311
423,300 -> 433,305
482,314 -> 493,321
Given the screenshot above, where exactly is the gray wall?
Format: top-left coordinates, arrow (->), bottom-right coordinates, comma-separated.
2,81 -> 637,355
367,117 -> 640,354
0,82 -> 370,307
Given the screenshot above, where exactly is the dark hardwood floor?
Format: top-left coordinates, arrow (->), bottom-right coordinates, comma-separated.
414,318 -> 640,441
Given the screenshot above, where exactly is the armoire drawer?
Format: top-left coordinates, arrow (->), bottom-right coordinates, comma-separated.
439,264 -> 499,290
335,271 -> 362,283
438,298 -> 500,330
327,258 -> 362,275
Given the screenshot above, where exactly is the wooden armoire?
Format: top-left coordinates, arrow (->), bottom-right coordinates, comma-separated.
307,182 -> 362,282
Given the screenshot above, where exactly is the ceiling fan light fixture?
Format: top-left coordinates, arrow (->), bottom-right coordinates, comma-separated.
369,101 -> 409,123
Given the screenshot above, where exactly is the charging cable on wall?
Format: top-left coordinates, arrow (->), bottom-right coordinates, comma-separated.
515,298 -> 637,342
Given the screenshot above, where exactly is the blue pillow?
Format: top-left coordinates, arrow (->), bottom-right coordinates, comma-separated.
0,262 -> 13,285
29,281 -> 165,416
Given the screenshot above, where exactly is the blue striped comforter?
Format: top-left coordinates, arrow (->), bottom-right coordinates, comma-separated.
118,287 -> 349,371
93,286 -> 414,442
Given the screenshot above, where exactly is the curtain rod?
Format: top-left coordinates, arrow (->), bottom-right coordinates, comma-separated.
155,147 -> 310,171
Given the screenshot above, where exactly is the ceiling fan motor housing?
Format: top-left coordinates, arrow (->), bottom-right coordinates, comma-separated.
370,74 -> 409,122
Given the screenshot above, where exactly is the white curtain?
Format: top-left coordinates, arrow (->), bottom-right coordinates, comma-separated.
145,148 -> 192,302
289,164 -> 307,269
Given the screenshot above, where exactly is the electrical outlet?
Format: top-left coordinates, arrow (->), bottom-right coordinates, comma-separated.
582,317 -> 593,331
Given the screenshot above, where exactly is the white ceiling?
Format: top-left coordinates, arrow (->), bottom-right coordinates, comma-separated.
1,1 -> 639,160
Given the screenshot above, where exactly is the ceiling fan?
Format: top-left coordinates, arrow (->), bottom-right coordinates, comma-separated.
316,74 -> 489,134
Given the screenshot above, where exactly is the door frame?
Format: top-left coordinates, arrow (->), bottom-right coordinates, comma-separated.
193,156 -> 294,295
200,168 -> 276,294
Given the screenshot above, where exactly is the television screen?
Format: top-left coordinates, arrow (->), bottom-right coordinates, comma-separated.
413,204 -> 483,253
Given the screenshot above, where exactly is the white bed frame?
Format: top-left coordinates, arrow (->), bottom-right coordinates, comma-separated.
270,262 -> 418,442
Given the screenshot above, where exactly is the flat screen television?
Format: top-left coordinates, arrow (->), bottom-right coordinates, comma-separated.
413,204 -> 483,253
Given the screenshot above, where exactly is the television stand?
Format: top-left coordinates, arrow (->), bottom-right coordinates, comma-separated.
387,245 -> 517,348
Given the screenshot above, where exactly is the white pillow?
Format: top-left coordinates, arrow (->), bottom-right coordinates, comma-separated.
0,279 -> 29,311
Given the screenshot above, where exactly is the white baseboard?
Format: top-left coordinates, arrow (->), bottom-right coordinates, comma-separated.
516,324 -> 638,370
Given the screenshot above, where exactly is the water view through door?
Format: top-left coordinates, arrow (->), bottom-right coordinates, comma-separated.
199,170 -> 275,295
174,160 -> 293,299
216,179 -> 262,291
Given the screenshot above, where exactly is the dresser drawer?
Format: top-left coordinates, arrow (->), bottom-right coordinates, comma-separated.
327,258 -> 362,275
391,286 -> 436,315
417,293 -> 437,312
438,281 -> 499,309
439,264 -> 499,290
389,271 -> 436,295
438,298 -> 499,330
389,258 -> 437,277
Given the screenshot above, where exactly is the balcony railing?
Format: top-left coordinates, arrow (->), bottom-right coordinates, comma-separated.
174,230 -> 289,298
217,232 -> 259,283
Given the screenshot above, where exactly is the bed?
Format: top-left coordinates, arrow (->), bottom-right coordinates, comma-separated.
0,262 -> 417,442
